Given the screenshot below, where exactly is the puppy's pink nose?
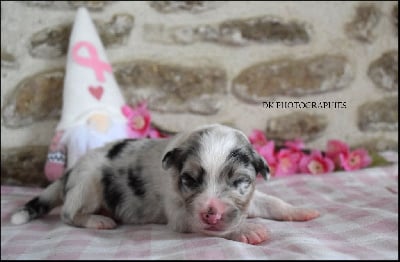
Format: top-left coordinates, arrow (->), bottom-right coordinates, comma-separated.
201,207 -> 222,225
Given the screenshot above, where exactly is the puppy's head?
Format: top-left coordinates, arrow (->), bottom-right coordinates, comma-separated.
162,124 -> 269,236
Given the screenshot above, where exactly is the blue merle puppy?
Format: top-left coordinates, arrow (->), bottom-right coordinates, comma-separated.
11,124 -> 319,245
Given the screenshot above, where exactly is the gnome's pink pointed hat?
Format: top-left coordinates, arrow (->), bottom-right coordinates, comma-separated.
57,7 -> 126,131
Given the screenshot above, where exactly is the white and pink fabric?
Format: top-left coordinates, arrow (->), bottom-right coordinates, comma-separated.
2,152 -> 398,259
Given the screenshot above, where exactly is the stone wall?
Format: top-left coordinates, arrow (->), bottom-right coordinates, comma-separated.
1,1 -> 398,186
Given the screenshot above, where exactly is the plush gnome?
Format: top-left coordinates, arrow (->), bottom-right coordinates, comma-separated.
44,7 -> 130,181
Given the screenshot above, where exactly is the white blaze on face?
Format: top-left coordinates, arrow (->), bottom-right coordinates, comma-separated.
198,127 -> 238,195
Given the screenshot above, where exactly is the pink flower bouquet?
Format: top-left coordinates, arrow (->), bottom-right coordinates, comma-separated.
122,102 -> 168,139
248,129 -> 373,177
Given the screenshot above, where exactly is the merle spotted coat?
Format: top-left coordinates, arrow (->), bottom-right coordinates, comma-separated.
11,124 -> 319,245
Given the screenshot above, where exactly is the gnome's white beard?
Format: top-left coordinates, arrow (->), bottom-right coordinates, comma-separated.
60,120 -> 128,169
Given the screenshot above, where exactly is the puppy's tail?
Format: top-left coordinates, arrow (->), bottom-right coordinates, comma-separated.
11,179 -> 64,225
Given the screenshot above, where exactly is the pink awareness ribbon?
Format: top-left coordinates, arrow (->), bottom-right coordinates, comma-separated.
72,41 -> 112,83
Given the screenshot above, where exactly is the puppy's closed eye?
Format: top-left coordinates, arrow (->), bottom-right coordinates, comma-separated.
231,175 -> 252,195
180,173 -> 200,189
232,177 -> 251,188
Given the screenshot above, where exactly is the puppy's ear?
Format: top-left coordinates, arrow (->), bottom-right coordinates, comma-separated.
251,150 -> 270,180
162,148 -> 183,170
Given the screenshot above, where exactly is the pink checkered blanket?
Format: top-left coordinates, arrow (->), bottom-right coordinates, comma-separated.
1,153 -> 398,259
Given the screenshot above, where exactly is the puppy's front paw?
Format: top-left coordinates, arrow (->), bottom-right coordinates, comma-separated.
85,215 -> 117,229
227,223 -> 268,245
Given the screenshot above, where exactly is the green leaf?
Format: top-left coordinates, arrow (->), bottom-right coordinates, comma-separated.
369,151 -> 392,167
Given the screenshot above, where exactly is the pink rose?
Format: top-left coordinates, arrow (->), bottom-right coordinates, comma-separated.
257,140 -> 278,176
258,141 -> 276,165
339,149 -> 372,171
122,102 -> 151,139
249,129 -> 268,150
326,139 -> 350,168
284,139 -> 305,151
274,149 -> 303,177
299,150 -> 335,175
